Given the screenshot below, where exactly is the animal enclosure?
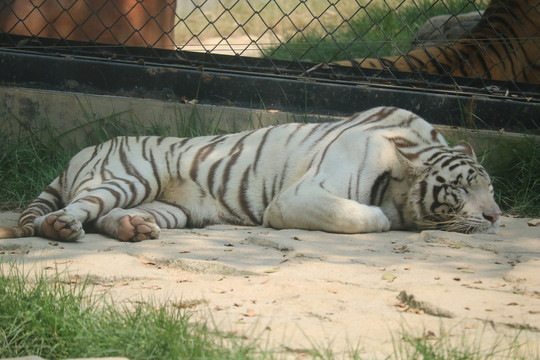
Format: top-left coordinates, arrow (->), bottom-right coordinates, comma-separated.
0,0 -> 539,130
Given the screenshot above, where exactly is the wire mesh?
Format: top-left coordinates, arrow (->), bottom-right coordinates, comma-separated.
1,0 -> 539,96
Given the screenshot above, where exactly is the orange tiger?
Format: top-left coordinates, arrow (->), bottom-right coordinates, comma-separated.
0,107 -> 501,242
333,0 -> 540,83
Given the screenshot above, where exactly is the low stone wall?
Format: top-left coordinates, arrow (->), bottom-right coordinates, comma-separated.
1,86 -> 332,146
1,85 -> 532,164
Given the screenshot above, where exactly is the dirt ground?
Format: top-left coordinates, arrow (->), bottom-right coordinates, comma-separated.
1,212 -> 539,359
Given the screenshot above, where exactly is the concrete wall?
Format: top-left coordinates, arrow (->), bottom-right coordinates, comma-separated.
1,86 -> 532,163
1,86 -> 335,146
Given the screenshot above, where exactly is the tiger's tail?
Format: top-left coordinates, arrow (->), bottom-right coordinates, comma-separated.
0,225 -> 34,239
0,178 -> 64,239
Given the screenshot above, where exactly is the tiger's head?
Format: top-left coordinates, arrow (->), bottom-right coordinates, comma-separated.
406,142 -> 501,234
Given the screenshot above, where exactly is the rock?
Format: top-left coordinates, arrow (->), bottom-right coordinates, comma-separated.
411,11 -> 484,49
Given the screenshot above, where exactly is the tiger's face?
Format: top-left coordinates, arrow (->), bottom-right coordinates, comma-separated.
408,144 -> 501,234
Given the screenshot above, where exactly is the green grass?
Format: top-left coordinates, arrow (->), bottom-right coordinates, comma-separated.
0,264 -> 257,359
484,134 -> 540,217
394,327 -> 533,360
265,0 -> 488,63
0,103 -> 225,210
0,121 -> 72,210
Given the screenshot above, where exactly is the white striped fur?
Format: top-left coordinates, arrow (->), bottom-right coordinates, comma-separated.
0,107 -> 501,242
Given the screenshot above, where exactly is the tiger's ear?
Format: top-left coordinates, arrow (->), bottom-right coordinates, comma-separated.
395,148 -> 428,177
452,141 -> 476,161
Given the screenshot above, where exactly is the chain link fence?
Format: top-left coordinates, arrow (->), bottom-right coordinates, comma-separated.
1,0 -> 539,97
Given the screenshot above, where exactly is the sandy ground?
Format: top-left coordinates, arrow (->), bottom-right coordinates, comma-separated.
1,212 -> 539,359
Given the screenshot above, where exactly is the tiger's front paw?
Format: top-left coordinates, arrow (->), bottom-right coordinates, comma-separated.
41,211 -> 85,241
374,212 -> 391,232
363,206 -> 391,233
117,215 -> 161,242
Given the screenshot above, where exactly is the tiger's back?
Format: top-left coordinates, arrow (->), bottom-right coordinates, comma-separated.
62,107 -> 412,227
333,0 -> 540,83
0,107 -> 501,242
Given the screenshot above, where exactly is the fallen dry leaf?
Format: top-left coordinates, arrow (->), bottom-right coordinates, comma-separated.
141,285 -> 161,290
228,329 -> 244,335
202,74 -> 213,83
173,299 -> 207,309
243,309 -> 256,317
392,301 -> 407,308
392,244 -> 409,253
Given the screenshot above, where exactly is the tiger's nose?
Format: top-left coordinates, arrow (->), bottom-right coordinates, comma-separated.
483,213 -> 501,224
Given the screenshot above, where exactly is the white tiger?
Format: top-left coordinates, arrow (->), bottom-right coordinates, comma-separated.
0,107 -> 501,242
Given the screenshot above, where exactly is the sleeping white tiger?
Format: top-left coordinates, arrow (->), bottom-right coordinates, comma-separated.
0,107 -> 501,242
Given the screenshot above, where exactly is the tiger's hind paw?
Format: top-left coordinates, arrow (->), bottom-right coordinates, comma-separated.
117,215 -> 161,242
41,212 -> 84,241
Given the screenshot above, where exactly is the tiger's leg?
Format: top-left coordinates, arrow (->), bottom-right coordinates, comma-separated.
95,201 -> 189,242
35,183 -> 152,241
263,181 -> 390,233
36,210 -> 85,241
